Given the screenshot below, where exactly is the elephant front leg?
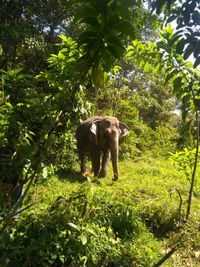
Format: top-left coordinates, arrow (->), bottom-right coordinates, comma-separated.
99,149 -> 110,178
91,150 -> 100,177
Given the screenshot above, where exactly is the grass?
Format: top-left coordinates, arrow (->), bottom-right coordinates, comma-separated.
24,155 -> 200,267
0,156 -> 197,266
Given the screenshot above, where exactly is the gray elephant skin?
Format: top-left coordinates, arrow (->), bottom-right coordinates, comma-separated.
76,116 -> 130,181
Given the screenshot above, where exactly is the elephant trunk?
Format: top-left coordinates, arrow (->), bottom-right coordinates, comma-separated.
109,136 -> 119,181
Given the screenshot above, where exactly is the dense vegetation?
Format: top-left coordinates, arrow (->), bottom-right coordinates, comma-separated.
0,0 -> 199,266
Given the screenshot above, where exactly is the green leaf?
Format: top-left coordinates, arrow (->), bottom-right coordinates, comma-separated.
106,35 -> 124,49
59,34 -> 69,43
68,223 -> 80,231
78,31 -> 97,44
114,5 -> 130,20
170,33 -> 183,45
173,76 -> 183,93
42,167 -> 48,179
7,68 -> 23,77
101,50 -> 115,71
192,10 -> 200,25
82,16 -> 100,28
184,61 -> 193,69
167,15 -> 177,23
108,45 -> 124,58
183,43 -> 194,60
0,45 -> 3,56
194,42 -> 200,58
104,71 -> 109,82
112,65 -> 122,75
144,62 -> 151,72
152,64 -> 160,74
17,74 -> 32,80
74,7 -> 98,23
80,234 -> 87,245
182,5 -> 191,25
152,0 -> 166,14
194,56 -> 200,68
139,60 -> 145,69
194,98 -> 200,110
176,39 -> 186,54
86,228 -> 98,237
112,20 -> 134,37
59,256 -> 65,264
165,69 -> 178,85
5,102 -> 13,109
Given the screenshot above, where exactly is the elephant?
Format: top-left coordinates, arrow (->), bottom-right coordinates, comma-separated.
76,115 -> 130,181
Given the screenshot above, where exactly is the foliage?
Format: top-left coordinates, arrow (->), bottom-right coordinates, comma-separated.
170,148 -> 198,180
126,22 -> 200,221
0,179 -> 162,267
1,1 -> 200,266
126,25 -> 200,146
150,0 -> 200,67
73,0 -> 140,71
0,0 -> 74,71
169,147 -> 200,199
0,48 -> 87,215
1,157 -> 199,266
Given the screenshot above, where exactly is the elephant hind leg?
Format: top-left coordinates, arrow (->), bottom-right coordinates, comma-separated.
91,150 -> 100,177
80,153 -> 86,174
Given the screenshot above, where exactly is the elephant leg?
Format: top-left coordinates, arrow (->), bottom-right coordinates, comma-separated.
91,149 -> 100,177
80,153 -> 86,174
99,149 -> 110,178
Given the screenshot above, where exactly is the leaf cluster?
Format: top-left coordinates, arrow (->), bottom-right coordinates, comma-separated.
150,0 -> 200,67
127,25 -> 200,115
73,0 -> 141,71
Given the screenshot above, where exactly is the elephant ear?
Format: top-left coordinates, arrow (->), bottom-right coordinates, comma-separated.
90,120 -> 101,136
119,122 -> 130,137
90,123 -> 97,135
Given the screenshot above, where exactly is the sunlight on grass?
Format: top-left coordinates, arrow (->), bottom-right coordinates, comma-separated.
26,156 -> 200,267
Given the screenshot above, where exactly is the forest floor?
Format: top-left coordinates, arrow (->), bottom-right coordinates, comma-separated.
29,156 -> 200,267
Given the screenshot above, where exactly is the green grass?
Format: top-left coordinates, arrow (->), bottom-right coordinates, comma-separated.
1,156 -> 199,266
24,156 -> 200,267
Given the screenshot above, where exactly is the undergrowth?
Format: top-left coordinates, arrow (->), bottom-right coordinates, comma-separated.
0,157 -> 199,266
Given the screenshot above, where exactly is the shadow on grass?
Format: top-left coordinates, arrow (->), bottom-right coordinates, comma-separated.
141,210 -> 181,238
56,168 -> 91,183
55,168 -> 112,186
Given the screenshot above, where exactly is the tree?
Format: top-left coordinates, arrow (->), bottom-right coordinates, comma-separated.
150,0 -> 200,67
0,0 -> 76,71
